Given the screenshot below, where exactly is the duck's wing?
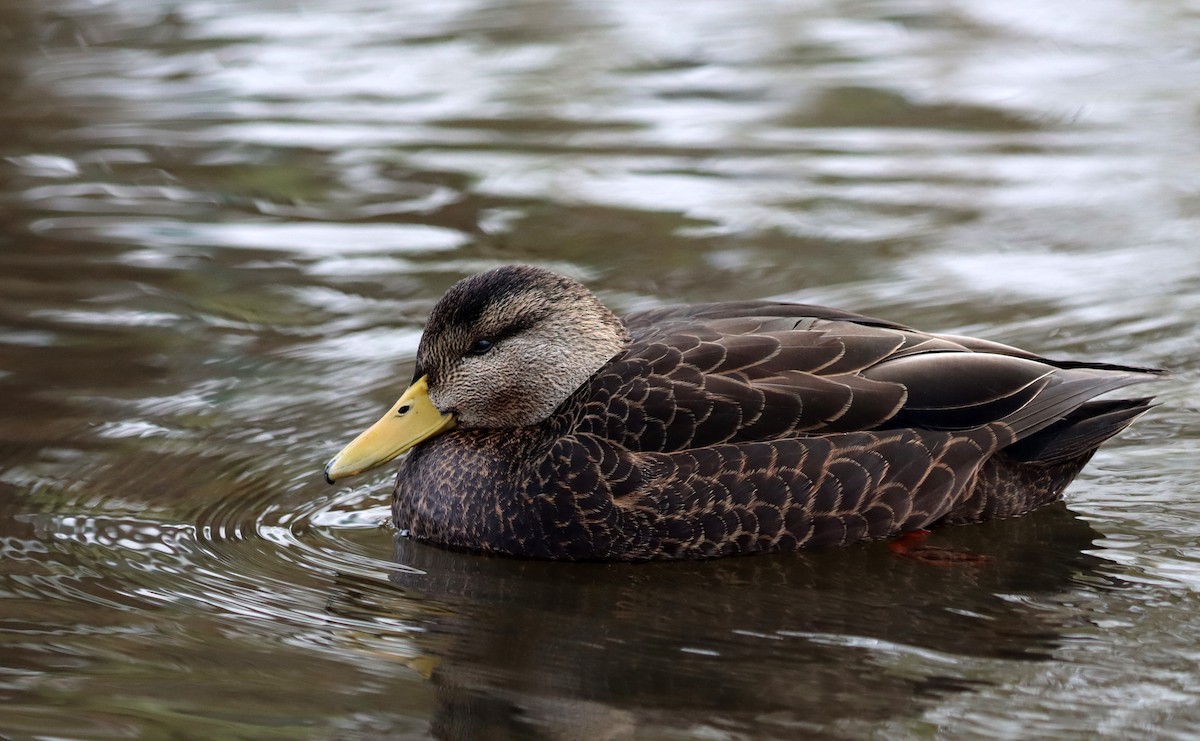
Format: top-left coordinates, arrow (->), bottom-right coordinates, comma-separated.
583,305 -> 1161,453
550,352 -> 1156,559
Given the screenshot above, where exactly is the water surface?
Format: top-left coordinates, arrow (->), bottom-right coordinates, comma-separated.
2,0 -> 1199,738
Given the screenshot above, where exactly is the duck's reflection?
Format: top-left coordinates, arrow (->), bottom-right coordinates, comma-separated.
331,504 -> 1116,739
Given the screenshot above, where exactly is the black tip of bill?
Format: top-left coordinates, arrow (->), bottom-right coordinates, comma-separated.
323,461 -> 336,485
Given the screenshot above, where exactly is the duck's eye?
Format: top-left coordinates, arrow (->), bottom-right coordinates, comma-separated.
467,338 -> 494,356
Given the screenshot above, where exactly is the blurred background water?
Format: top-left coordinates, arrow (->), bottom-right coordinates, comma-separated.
1,0 -> 1199,738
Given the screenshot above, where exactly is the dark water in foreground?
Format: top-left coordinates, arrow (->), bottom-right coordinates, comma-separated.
2,0 -> 1199,738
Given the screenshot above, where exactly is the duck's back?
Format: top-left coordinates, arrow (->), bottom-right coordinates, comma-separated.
582,301 -> 1152,451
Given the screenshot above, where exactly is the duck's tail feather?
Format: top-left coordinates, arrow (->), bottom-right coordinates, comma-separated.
1004,397 -> 1155,465
997,367 -> 1162,448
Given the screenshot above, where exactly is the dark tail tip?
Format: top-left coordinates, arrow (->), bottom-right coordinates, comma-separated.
1005,397 -> 1156,464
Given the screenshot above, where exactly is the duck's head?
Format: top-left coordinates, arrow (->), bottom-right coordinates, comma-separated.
324,265 -> 629,483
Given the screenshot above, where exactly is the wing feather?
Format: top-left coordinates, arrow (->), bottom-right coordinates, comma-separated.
579,304 -> 1159,458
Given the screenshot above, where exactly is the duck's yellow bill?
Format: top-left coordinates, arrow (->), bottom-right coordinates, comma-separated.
324,376 -> 456,484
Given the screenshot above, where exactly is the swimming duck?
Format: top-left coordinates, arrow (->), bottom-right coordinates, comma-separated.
324,265 -> 1162,561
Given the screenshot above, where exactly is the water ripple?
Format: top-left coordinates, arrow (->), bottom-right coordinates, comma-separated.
3,0 -> 1200,737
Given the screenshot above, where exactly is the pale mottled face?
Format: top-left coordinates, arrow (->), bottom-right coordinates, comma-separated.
414,266 -> 630,428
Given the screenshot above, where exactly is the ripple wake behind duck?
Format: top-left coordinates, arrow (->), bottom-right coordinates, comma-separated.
325,265 -> 1164,561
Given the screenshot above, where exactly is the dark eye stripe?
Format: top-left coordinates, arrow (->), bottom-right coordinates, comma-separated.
467,338 -> 493,355
463,317 -> 537,358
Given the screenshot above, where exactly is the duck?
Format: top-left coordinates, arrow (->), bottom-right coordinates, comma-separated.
324,264 -> 1163,561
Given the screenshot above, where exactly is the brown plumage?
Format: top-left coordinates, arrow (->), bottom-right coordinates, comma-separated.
326,265 -> 1163,561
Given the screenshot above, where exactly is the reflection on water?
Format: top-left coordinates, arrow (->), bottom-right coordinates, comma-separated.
2,0 -> 1200,738
371,506 -> 1112,739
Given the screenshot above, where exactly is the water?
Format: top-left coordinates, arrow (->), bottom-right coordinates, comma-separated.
2,0 -> 1199,738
